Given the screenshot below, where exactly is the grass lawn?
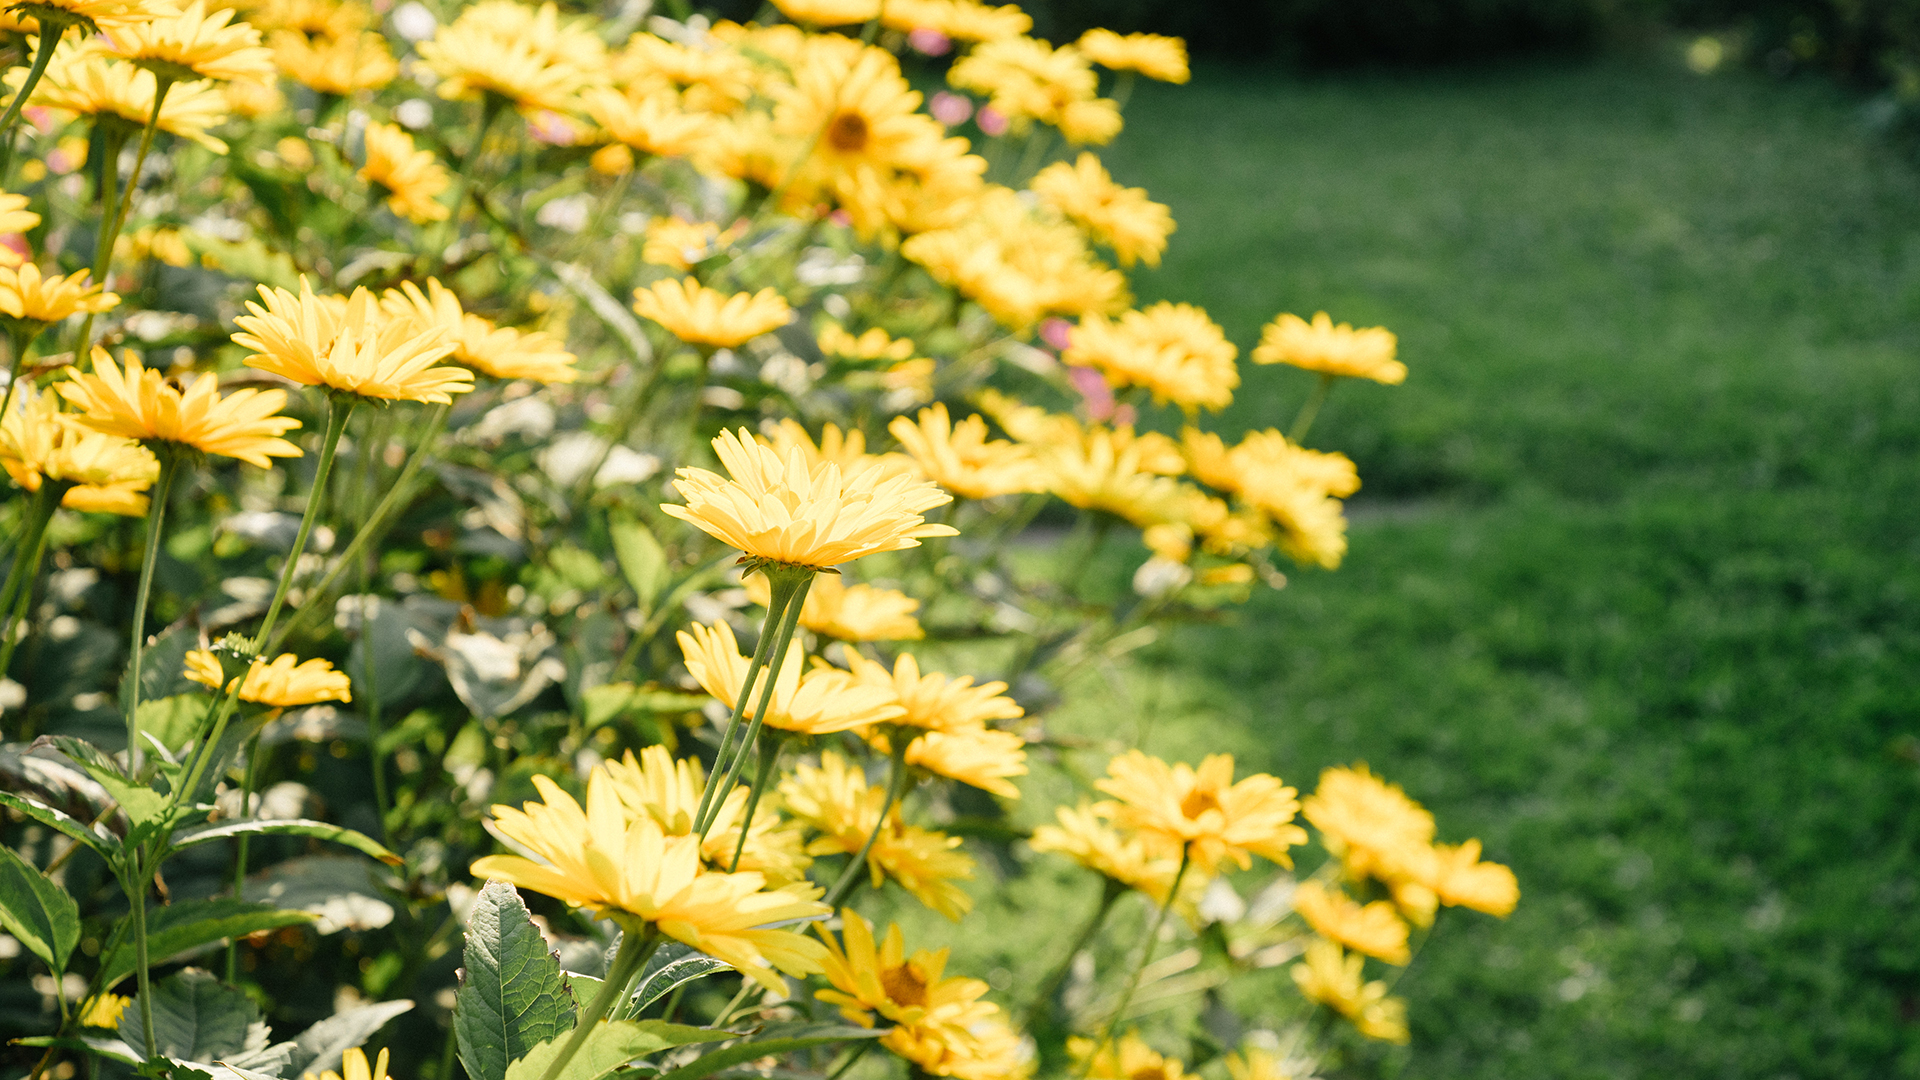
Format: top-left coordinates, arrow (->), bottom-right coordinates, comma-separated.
1059,52 -> 1920,1078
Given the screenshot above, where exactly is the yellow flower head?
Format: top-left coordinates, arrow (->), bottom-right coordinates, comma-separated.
632,277 -> 790,348
762,419 -> 920,485
1224,1046 -> 1294,1080
1070,1031 -> 1188,1080
1075,29 -> 1190,83
888,404 -> 1044,501
1065,303 -> 1238,413
641,217 -> 733,272
418,0 -> 606,114
57,347 -> 301,467
184,648 -> 352,706
1032,153 -> 1173,269
247,0 -> 368,37
1029,801 -> 1199,907
0,385 -> 158,514
358,122 -> 451,224
867,815 -> 975,919
770,0 -> 875,24
12,0 -> 176,33
901,726 -> 1026,798
26,45 -> 231,150
381,279 -> 576,383
232,278 -> 473,403
663,427 -> 956,570
774,42 -> 947,194
0,192 -> 43,267
881,0 -> 1030,43
779,752 -> 976,919
743,569 -> 923,642
600,746 -> 811,886
816,909 -> 1002,1073
102,0 -> 274,83
1300,764 -> 1435,885
676,619 -> 903,735
1252,311 -> 1403,385
845,650 -> 1022,733
1290,939 -> 1408,1043
585,87 -> 711,159
0,262 -> 117,326
1222,429 -> 1358,569
818,324 -> 915,362
269,30 -> 396,94
1291,879 -> 1410,964
77,993 -> 132,1029
303,1043 -> 390,1080
472,767 -> 830,989
947,36 -> 1101,134
900,185 -> 1125,331
1407,838 -> 1519,918
1094,751 -> 1307,873
1030,421 -> 1187,527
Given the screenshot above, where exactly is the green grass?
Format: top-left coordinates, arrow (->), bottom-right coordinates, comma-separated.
1052,53 -> 1920,1077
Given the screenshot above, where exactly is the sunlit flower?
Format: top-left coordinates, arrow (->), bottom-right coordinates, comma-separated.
585,86 -> 711,158
1300,764 -> 1435,886
77,994 -> 131,1029
12,0 -> 176,33
868,816 -> 975,920
1032,153 -> 1173,268
1094,751 -> 1307,873
1029,801 -> 1199,907
1251,311 -> 1403,385
818,323 -> 915,362
1029,421 -> 1186,527
0,386 -> 158,515
1223,1046 -> 1293,1080
1224,429 -> 1359,569
1065,303 -> 1237,412
743,570 -> 924,642
845,651 -> 1022,733
763,419 -> 920,484
900,185 -> 1125,331
888,403 -> 1044,500
881,0 -> 1030,43
1290,939 -> 1408,1043
0,262 -> 118,327
269,30 -> 396,94
632,277 -> 790,348
1075,29 -> 1189,83
663,427 -> 955,570
600,746 -> 811,886
358,122 -> 451,224
1291,879 -> 1410,964
57,348 -> 301,467
418,0 -> 606,115
232,278 -> 472,403
1406,839 -> 1519,918
641,217 -> 732,271
817,909 -> 1006,1075
246,0 -> 368,38
770,0 -> 875,24
779,752 -> 976,920
901,726 -> 1026,798
381,279 -> 577,383
472,768 -> 829,990
676,619 -> 903,735
1069,1031 -> 1189,1080
185,648 -> 352,706
26,46 -> 232,150
947,36 -> 1110,140
102,0 -> 274,83
301,1046 -> 390,1080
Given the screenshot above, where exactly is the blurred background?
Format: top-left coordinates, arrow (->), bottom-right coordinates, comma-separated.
936,0 -> 1920,1075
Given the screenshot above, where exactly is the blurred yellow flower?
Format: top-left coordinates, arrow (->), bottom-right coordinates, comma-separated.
1032,153 -> 1173,268
0,386 -> 158,515
1223,1046 -> 1293,1080
818,323 -> 915,362
882,0 -> 1030,42
1252,311 -> 1403,385
358,122 -> 451,224
1030,422 -> 1186,527
17,0 -> 173,32
817,909 -> 1006,1074
601,746 -> 811,886
382,279 -> 577,383
1065,303 -> 1238,412
845,652 -> 1021,735
0,262 -> 118,326
1070,1031 -> 1188,1080
888,403 -> 1045,500
676,619 -> 903,735
900,726 -> 1026,798
418,0 -> 605,115
663,427 -> 955,569
771,0 -> 876,24
1094,750 -> 1307,873
247,0 -> 368,37
780,751 -> 976,919
1076,29 -> 1190,84
1030,801 -> 1198,907
57,348 -> 300,467
1290,939 -> 1408,1043
1291,879 -> 1411,964
1223,429 -> 1358,569
948,36 -> 1100,135
900,185 -> 1125,330
0,193 -> 41,268
641,217 -> 732,271
1408,838 -> 1519,918
232,278 -> 473,403
26,46 -> 232,150
763,418 -> 920,484
743,569 -> 924,642
632,277 -> 790,348
77,993 -> 131,1029
269,30 -> 396,94
184,648 -> 352,706
585,87 -> 710,158
471,768 -> 829,990
104,0 -> 274,83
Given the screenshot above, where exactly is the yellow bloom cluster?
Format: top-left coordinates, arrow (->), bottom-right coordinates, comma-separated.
0,386 -> 158,515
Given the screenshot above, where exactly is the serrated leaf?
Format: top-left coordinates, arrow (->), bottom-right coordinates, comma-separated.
97,900 -> 314,990
168,819 -> 401,865
39,735 -> 170,827
0,844 -> 79,973
653,1024 -> 885,1080
455,882 -> 577,1080
0,790 -> 121,858
627,943 -> 730,1016
119,969 -> 270,1064
504,1020 -> 730,1080
609,516 -> 669,612
285,999 -> 415,1077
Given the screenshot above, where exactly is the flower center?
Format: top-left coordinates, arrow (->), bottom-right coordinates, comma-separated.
827,111 -> 870,153
1131,1067 -> 1172,1080
1179,786 -> 1221,820
880,961 -> 928,1007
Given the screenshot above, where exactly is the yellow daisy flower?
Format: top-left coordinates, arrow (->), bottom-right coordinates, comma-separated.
1301,764 -> 1435,886
269,30 -> 396,94
1070,1031 -> 1189,1080
1225,429 -> 1359,569
56,347 -> 301,468
888,404 -> 1044,501
818,323 -> 914,362
1064,303 -> 1238,413
0,386 -> 158,515
221,72 -> 282,115
26,46 -> 232,151
1093,750 -> 1307,873
1406,838 -> 1519,918
900,726 -> 1026,799
640,217 -> 732,272
1291,879 -> 1411,964
1224,1046 -> 1293,1080
417,0 -> 605,115
770,0 -> 875,24
762,419 -> 920,484
0,262 -> 117,326
867,816 -> 975,920
1290,939 -> 1408,1043
880,0 -> 1030,43
231,278 -> 473,403
1030,422 -> 1187,527
0,193 -> 42,268
1029,801 -> 1198,907
742,569 -> 924,642
184,648 -> 352,706
899,185 -> 1125,331
631,277 -> 790,349
11,0 -> 173,32
102,0 -> 274,84
779,752 -> 976,920
1251,311 -> 1403,385
1031,153 -> 1174,268
584,87 -> 710,158
844,650 -> 1022,733
245,0 -> 368,38
77,993 -> 131,1029
301,1046 -> 390,1080
600,746 -> 811,887
675,619 -> 903,735
381,279 -> 576,384
471,767 -> 830,990
663,427 -> 956,570
357,122 -> 451,225
816,909 -> 1007,1074
1075,29 -> 1190,84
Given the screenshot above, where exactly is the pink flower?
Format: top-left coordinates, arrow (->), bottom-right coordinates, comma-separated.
929,90 -> 973,127
976,106 -> 1009,137
1067,365 -> 1117,422
1039,317 -> 1073,351
908,27 -> 951,56
828,209 -> 853,228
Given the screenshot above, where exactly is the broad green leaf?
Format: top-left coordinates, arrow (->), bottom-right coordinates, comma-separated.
503,1020 -> 730,1080
0,790 -> 121,858
286,999 -> 415,1077
0,844 -> 79,973
168,819 -> 401,865
610,516 -> 670,612
40,735 -> 170,827
119,969 -> 271,1064
454,882 -> 577,1080
241,855 -> 395,935
97,900 -> 315,990
627,943 -> 731,1016
136,696 -> 214,758
129,624 -> 203,709
653,1024 -> 885,1080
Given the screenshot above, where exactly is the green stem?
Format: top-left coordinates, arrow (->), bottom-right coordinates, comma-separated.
225,735 -> 262,981
121,455 -> 177,775
0,481 -> 60,658
0,484 -> 60,688
1,324 -> 35,420
535,928 -> 659,1080
252,396 -> 353,655
821,735 -> 911,909
696,567 -> 813,838
0,26 -> 64,185
126,855 -> 157,1058
1023,876 -> 1124,1032
1288,373 -> 1336,444
728,732 -> 783,872
76,82 -> 171,360
1075,850 -> 1191,1080
691,568 -> 804,835
824,1039 -> 874,1080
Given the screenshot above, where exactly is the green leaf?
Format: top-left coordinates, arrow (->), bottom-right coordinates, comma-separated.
137,696 -> 214,758
167,819 -> 401,865
0,844 -> 79,973
40,735 -> 170,827
13,1034 -> 143,1066
504,1020 -> 731,1080
0,790 -> 121,858
653,1024 -> 885,1080
454,881 -> 577,1080
286,999 -> 415,1077
627,943 -> 731,1016
119,969 -> 271,1064
96,900 -> 315,991
609,516 -> 669,613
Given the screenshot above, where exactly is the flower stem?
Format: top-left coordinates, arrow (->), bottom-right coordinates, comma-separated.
1288,373 -> 1336,444
1074,850 -> 1190,1080
535,927 -> 659,1080
125,853 -> 157,1059
225,733 -> 263,981
76,81 -> 173,360
0,481 -> 61,672
1023,875 -> 1125,1032
698,568 -> 813,838
121,454 -> 177,775
691,567 -> 805,836
822,735 -> 911,909
252,396 -> 353,655
1,324 -> 36,420
0,27 -> 64,185
728,732 -> 783,872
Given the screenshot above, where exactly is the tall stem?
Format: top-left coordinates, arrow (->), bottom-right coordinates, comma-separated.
1023,876 -> 1124,1032
225,736 -> 262,981
728,733 -> 782,872
0,486 -> 60,693
696,568 -> 813,838
690,569 -> 803,835
1288,374 -> 1336,444
535,928 -> 659,1080
0,481 -> 60,658
821,736 -> 911,909
1,324 -> 35,420
121,455 -> 177,774
126,853 -> 157,1059
0,27 -> 64,185
1075,850 -> 1191,1079
75,83 -> 171,360
252,397 -> 353,655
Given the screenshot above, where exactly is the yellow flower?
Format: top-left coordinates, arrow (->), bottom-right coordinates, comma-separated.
222,75 -> 282,116
1251,311 -> 1403,385
632,277 -> 790,348
77,994 -> 131,1029
763,419 -> 920,484
1300,764 -> 1435,884
868,817 -> 975,920
675,619 -> 903,735
947,36 -> 1102,135
1291,879 -> 1410,964
584,87 -> 711,158
888,404 -> 1044,500
103,0 -> 274,83
381,279 -> 577,383
12,0 -> 174,32
1029,801 -> 1199,907
1031,153 -> 1174,268
1075,29 -> 1190,83
247,0 -> 368,37
901,727 -> 1026,798
184,648 -> 353,706
0,192 -> 42,268
232,278 -> 472,403
1030,422 -> 1186,527
1224,430 -> 1358,570
1094,751 -> 1307,873
269,30 -> 396,94
600,746 -> 811,887
57,348 -> 301,467
0,386 -> 158,514
742,569 -> 924,642
816,909 -> 1007,1075
641,217 -> 732,272
1223,1046 -> 1293,1080
818,324 -> 915,362
471,768 -> 830,990
774,42 -> 949,201
770,0 -> 875,24
1070,1031 -> 1188,1080
1406,839 -> 1519,918
301,1044 -> 390,1080
845,651 -> 1022,733
881,0 -> 1030,42
663,427 -> 956,570
900,185 -> 1125,331
115,224 -> 192,267
1290,939 -> 1408,1043
1065,303 -> 1238,413
779,752 -> 976,920
418,0 -> 606,115
357,122 -> 451,224
26,46 -> 232,151
0,262 -> 118,326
